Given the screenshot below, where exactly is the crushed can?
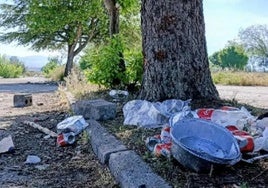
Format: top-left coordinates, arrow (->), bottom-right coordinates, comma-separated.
57,132 -> 75,147
226,125 -> 254,153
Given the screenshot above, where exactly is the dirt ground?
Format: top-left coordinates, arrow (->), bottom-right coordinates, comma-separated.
0,78 -> 117,187
0,77 -> 268,188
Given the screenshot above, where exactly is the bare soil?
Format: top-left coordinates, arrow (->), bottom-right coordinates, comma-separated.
0,77 -> 268,188
0,78 -> 117,187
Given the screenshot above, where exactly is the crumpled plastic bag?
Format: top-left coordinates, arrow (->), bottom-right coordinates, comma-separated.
123,99 -> 190,128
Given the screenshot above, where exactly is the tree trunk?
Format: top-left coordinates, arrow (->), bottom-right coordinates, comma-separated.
104,0 -> 120,37
140,0 -> 219,101
64,45 -> 75,77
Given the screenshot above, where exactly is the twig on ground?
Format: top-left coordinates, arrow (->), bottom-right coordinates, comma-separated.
23,121 -> 57,138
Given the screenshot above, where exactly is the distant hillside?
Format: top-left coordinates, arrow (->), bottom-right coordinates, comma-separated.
19,56 -> 48,69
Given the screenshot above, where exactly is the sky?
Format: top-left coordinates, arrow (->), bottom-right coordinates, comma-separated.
0,0 -> 268,66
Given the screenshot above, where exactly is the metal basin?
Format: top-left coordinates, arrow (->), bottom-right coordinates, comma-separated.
170,119 -> 241,172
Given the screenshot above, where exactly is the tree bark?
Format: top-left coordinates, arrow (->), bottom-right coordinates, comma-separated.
64,44 -> 75,77
140,0 -> 219,101
104,0 -> 120,36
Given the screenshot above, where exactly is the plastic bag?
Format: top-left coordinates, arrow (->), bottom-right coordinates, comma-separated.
123,99 -> 190,128
57,115 -> 88,135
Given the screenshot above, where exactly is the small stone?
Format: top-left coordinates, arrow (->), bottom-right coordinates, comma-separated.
25,155 -> 41,164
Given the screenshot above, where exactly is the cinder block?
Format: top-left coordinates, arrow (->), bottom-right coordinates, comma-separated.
86,120 -> 127,164
13,94 -> 32,107
72,99 -> 116,120
109,150 -> 171,188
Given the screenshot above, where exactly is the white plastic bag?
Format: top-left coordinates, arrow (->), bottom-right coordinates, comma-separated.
123,99 -> 190,128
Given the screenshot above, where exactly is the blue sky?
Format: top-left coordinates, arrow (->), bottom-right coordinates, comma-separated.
0,0 -> 268,63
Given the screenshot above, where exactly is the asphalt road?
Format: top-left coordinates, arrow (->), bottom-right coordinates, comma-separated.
0,77 -> 267,109
0,77 -> 58,93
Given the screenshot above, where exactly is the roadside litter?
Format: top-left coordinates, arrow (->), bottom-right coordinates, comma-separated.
23,116 -> 88,147
123,99 -> 190,128
0,135 -> 15,154
123,100 -> 268,172
56,115 -> 88,146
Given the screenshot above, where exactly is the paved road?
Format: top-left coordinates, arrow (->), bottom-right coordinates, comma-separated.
0,77 -> 267,109
0,77 -> 58,93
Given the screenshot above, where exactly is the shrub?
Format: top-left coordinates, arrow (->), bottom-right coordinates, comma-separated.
0,55 -> 24,78
81,35 -> 127,88
41,57 -> 61,76
47,65 -> 65,81
80,35 -> 143,90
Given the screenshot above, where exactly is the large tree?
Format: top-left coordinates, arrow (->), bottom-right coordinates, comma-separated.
0,0 -> 106,77
239,24 -> 268,58
140,0 -> 219,101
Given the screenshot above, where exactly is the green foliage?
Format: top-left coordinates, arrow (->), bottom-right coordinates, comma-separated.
0,55 -> 24,78
47,65 -> 65,81
41,57 -> 61,75
125,50 -> 143,84
0,0 -> 107,74
209,45 -> 248,70
81,35 -> 126,88
80,34 -> 143,89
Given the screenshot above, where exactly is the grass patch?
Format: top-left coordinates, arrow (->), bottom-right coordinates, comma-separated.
212,71 -> 268,86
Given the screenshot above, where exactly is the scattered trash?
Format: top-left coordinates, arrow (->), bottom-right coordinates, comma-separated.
57,116 -> 88,136
23,121 -> 57,138
123,99 -> 190,128
56,116 -> 88,147
170,119 -> 241,172
109,90 -> 129,101
226,125 -> 254,153
25,155 -> 41,164
145,126 -> 172,158
0,135 -> 15,154
242,154 -> 268,163
57,132 -> 75,147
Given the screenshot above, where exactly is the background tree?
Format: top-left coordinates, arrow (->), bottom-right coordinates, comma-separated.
140,0 -> 219,101
239,24 -> 268,57
218,45 -> 248,70
0,0 -> 107,77
209,44 -> 248,70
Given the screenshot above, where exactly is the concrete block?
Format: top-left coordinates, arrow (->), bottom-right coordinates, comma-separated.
109,150 -> 171,188
13,94 -> 32,107
86,120 -> 127,164
72,99 -> 116,121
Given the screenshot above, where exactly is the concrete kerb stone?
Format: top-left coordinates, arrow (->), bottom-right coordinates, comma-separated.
63,90 -> 170,187
86,120 -> 128,164
109,150 -> 171,188
72,99 -> 116,121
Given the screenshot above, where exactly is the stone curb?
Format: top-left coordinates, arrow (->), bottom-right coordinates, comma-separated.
63,91 -> 171,187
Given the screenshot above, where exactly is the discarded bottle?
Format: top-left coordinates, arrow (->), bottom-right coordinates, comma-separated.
57,132 -> 75,147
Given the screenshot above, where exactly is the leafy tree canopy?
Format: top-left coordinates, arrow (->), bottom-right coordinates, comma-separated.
0,0 -> 108,76
209,43 -> 248,70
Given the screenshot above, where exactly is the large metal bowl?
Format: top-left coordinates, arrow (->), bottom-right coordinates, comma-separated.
170,119 -> 241,172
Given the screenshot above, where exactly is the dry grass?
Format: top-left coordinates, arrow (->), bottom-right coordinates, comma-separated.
63,68 -> 106,100
212,71 -> 268,86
